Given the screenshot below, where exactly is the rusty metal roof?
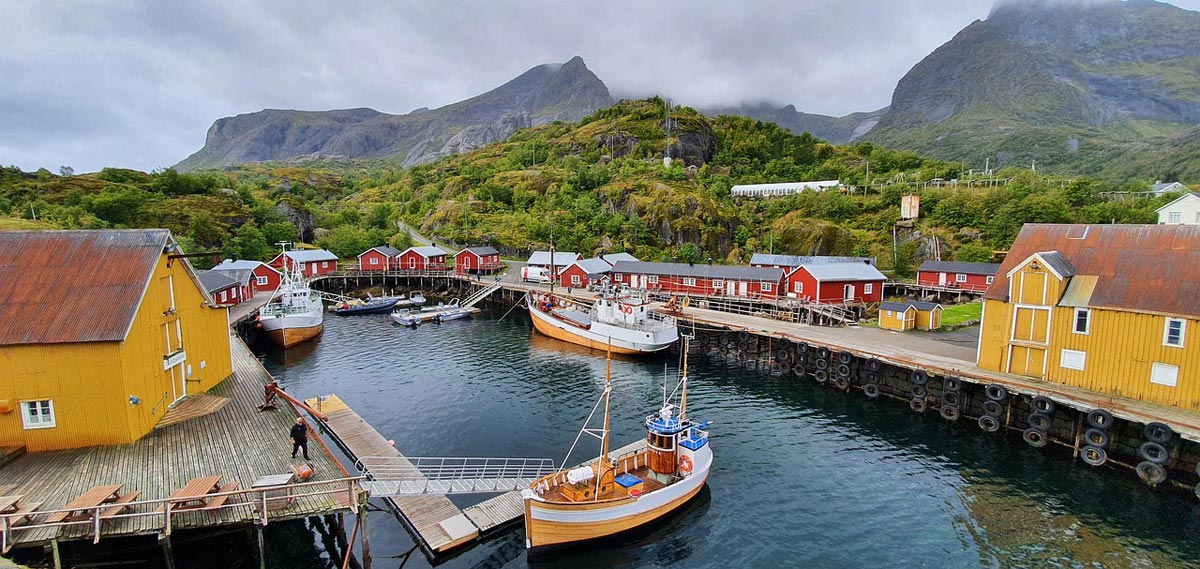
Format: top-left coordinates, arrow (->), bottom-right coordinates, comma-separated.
985,224 -> 1200,319
0,229 -> 172,345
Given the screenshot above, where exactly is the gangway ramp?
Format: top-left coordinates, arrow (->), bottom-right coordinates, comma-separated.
357,456 -> 556,496
461,281 -> 503,308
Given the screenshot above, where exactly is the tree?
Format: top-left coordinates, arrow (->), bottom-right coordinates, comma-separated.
58,166 -> 74,178
678,243 -> 701,263
223,223 -> 270,261
316,226 -> 371,258
80,185 -> 148,226
187,211 -> 223,248
262,221 -> 297,247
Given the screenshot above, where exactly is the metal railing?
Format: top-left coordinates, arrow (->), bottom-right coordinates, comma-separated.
0,477 -> 363,554
355,456 -> 556,496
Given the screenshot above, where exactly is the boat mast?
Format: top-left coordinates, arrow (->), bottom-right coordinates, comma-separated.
601,337 -> 612,463
680,336 -> 689,422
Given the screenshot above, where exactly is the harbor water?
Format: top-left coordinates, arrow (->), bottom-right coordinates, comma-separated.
245,311 -> 1200,568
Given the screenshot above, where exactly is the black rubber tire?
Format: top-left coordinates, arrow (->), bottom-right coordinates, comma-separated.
1081,445 -> 1107,467
793,366 -> 807,379
1028,412 -> 1052,431
1195,484 -> 1200,500
832,376 -> 850,391
910,398 -> 927,413
1023,428 -> 1049,448
777,361 -> 792,374
982,400 -> 1004,417
912,384 -> 928,399
864,371 -> 880,384
795,341 -> 809,354
776,349 -> 791,363
770,362 -> 784,375
817,347 -> 830,360
978,415 -> 1000,433
863,383 -> 880,399
944,377 -> 962,392
943,391 -> 962,408
814,370 -> 828,384
1136,461 -> 1167,486
1084,428 -> 1109,447
940,406 -> 960,422
1139,441 -> 1169,464
796,353 -> 808,366
985,384 -> 1008,402
838,351 -> 853,364
815,358 -> 829,371
867,358 -> 882,371
1145,422 -> 1174,444
835,363 -> 852,378
1086,408 -> 1114,430
1031,395 -> 1055,414
911,369 -> 928,385
739,330 -> 750,341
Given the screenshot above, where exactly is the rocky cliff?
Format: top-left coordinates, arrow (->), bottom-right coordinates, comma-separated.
701,103 -> 887,144
176,56 -> 612,171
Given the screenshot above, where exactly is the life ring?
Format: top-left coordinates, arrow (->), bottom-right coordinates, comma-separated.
678,454 -> 693,475
620,304 -> 633,315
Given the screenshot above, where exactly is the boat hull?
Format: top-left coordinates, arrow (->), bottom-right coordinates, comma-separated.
260,305 -> 324,348
528,303 -> 675,355
264,324 -> 323,348
524,446 -> 711,549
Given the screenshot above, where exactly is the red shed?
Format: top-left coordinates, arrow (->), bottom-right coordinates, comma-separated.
455,246 -> 503,275
268,249 -> 339,277
609,261 -> 785,299
916,260 -> 1000,292
357,246 -> 402,271
398,246 -> 449,271
212,259 -> 282,296
197,270 -> 243,306
786,262 -> 886,304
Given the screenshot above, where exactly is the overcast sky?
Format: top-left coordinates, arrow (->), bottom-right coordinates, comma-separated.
3,0 -> 1199,173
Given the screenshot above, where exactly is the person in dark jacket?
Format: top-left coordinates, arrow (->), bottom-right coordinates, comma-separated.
290,417 -> 310,460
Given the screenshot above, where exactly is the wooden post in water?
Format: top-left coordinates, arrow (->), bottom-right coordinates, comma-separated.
160,534 -> 176,569
1072,413 -> 1084,460
358,505 -> 371,569
257,523 -> 267,569
49,539 -> 62,569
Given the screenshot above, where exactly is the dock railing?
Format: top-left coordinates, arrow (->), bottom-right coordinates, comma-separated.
356,456 -> 556,496
0,477 -> 364,554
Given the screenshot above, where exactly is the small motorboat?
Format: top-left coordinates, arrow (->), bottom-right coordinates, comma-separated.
432,305 -> 473,323
391,309 -> 422,327
334,296 -> 401,316
394,292 -> 427,308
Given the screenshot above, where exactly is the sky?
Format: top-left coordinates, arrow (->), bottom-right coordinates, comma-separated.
3,0 -> 1200,173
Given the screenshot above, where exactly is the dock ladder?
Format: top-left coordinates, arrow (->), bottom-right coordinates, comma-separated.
355,456 -> 557,496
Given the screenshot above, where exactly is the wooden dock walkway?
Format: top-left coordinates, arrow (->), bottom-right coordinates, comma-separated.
0,335 -> 356,552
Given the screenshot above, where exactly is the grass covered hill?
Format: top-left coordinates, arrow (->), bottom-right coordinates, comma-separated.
0,98 -> 1177,275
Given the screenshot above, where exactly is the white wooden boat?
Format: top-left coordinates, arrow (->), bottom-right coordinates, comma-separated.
259,262 -> 324,348
527,286 -> 677,355
522,337 -> 711,549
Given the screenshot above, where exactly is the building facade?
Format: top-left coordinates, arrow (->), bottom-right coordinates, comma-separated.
609,262 -> 785,300
977,224 -> 1200,410
785,263 -> 886,304
0,230 -> 234,451
268,249 -> 339,277
455,246 -> 503,275
357,246 -> 402,271
214,259 -> 282,295
1155,192 -> 1200,225
396,246 -> 448,271
917,260 -> 1001,292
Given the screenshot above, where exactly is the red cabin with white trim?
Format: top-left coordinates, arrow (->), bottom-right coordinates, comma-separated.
785,262 -> 886,304
357,246 -> 402,271
455,246 -> 503,274
916,260 -> 1001,292
268,249 -> 339,277
398,246 -> 449,271
608,261 -> 784,300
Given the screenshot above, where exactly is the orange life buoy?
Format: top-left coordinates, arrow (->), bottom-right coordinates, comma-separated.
678,454 -> 693,475
621,304 -> 633,314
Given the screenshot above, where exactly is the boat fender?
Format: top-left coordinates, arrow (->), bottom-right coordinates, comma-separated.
943,391 -> 962,408
1136,461 -> 1167,486
910,369 -> 928,385
835,363 -> 851,378
1084,428 -> 1109,448
866,358 -> 882,372
678,455 -> 693,476
794,341 -> 809,354
985,384 -> 1008,402
943,377 -> 962,392
739,330 -> 750,341
837,351 -> 853,365
1139,441 -> 1169,465
832,376 -> 850,391
1027,412 -> 1052,431
1144,422 -> 1174,444
1086,409 -> 1114,430
977,415 -> 1000,433
815,358 -> 829,371
982,400 -> 1004,417
862,383 -> 880,399
1081,445 -> 1107,467
910,398 -> 926,413
816,347 -> 830,360
911,384 -> 928,399
940,405 -> 960,422
793,366 -> 807,379
813,370 -> 828,384
1022,428 -> 1049,448
1031,395 -> 1055,414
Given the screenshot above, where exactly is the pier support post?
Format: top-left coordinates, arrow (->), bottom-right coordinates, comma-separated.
257,523 -> 267,569
49,539 -> 62,569
358,506 -> 371,569
160,534 -> 176,569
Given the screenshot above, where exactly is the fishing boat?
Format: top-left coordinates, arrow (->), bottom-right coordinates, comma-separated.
522,336 -> 711,550
258,263 -> 324,348
333,296 -> 401,316
526,285 -> 678,354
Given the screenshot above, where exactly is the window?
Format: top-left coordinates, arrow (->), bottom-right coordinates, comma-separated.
256,276 -> 268,286
885,310 -> 893,317
369,257 -> 379,265
1164,318 -> 1185,347
986,276 -> 994,285
1060,349 -> 1086,371
20,400 -> 55,429
761,282 -> 773,292
1150,363 -> 1179,387
683,277 -> 696,287
955,273 -> 967,283
1169,212 -> 1181,223
1195,211 -> 1200,223
1073,308 -> 1090,335
794,282 -> 803,293
219,290 -> 227,303
648,275 -> 658,284
571,275 -> 581,286
712,279 -> 724,289
321,261 -> 329,268
864,283 -> 873,294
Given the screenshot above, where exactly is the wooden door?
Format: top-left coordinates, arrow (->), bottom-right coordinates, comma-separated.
938,272 -> 947,286
1012,307 -> 1050,343
844,284 -> 854,301
1009,345 -> 1046,378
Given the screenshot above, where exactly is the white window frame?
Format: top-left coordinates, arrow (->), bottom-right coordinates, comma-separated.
885,310 -> 893,317
369,256 -> 379,265
864,283 -> 873,294
955,273 -> 967,283
794,282 -> 803,293
648,275 -> 659,284
682,277 -> 696,287
219,290 -> 227,303
1195,211 -> 1200,224
20,400 -> 56,429
1150,363 -> 1179,387
761,282 -> 773,292
321,261 -> 329,268
570,275 -> 581,286
1163,318 -> 1185,347
1060,349 -> 1086,371
256,275 -> 268,286
712,279 -> 724,289
986,276 -> 994,285
1072,308 -> 1090,335
1168,211 -> 1181,223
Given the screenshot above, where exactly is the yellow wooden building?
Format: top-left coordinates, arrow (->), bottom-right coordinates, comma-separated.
0,229 -> 234,451
879,302 -> 917,331
977,224 -> 1200,410
911,301 -> 943,331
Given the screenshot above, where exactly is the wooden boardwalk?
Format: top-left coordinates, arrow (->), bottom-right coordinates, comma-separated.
0,335 -> 353,551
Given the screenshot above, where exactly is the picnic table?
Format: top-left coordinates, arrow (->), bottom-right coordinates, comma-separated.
44,485 -> 123,523
162,476 -> 239,519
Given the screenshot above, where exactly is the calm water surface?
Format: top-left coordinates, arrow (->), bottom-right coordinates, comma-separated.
249,310 -> 1200,568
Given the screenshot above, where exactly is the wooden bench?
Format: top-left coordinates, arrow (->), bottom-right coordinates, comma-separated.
201,483 -> 239,518
5,501 -> 42,526
98,492 -> 140,520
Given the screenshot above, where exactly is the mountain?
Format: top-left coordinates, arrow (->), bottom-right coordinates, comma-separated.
176,56 -> 612,171
865,0 -> 1200,174
700,103 -> 887,145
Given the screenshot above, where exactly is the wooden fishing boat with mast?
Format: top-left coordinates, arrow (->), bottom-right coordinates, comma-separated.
521,336 -> 712,549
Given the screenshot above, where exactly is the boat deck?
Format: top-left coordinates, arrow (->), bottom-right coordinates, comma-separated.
538,463 -> 669,504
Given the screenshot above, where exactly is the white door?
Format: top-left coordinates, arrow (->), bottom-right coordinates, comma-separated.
844,284 -> 854,301
726,281 -> 735,295
738,281 -> 748,297
938,272 -> 947,286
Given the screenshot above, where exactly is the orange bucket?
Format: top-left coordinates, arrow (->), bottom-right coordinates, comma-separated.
294,463 -> 314,479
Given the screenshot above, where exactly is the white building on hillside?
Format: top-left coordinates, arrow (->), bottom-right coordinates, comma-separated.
1156,192 -> 1200,225
731,180 -> 842,197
